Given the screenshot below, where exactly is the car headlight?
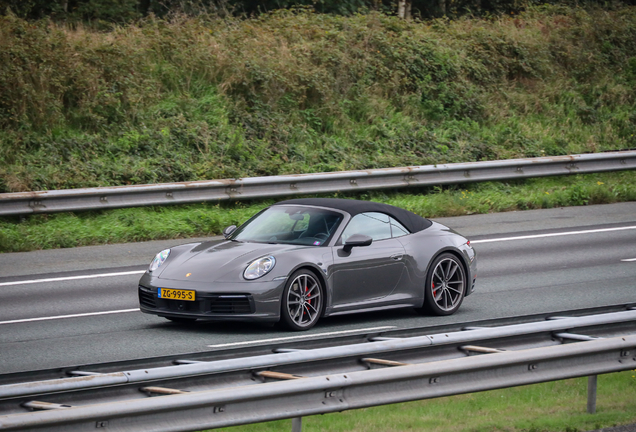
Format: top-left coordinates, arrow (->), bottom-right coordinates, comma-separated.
244,256 -> 276,280
149,249 -> 171,272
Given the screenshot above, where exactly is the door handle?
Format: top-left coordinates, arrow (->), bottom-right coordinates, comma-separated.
391,254 -> 404,261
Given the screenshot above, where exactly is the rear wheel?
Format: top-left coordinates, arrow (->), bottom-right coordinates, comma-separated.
421,253 -> 466,316
280,270 -> 323,331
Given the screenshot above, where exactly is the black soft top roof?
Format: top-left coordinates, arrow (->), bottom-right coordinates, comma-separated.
274,198 -> 432,233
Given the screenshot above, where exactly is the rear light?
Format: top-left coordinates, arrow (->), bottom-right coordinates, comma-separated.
466,240 -> 470,246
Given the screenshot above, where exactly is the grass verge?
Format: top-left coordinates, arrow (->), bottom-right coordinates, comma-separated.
1,171 -> 635,253
211,370 -> 636,432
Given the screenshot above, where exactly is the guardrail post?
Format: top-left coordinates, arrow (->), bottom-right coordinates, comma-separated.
587,375 -> 597,414
292,416 -> 302,432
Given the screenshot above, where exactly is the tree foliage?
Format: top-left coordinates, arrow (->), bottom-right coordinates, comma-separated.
4,0 -> 635,23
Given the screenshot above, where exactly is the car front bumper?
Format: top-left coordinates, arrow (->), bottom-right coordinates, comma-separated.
138,273 -> 286,322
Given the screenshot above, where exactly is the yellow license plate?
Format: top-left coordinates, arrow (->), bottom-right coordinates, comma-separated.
159,288 -> 195,301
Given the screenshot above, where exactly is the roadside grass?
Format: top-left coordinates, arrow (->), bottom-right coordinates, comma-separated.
1,171 -> 634,253
211,370 -> 636,432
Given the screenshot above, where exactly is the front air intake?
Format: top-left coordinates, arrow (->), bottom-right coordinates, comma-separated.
209,295 -> 253,314
138,286 -> 157,309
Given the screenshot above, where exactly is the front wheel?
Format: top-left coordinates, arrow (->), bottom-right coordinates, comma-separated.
421,253 -> 466,316
280,270 -> 323,331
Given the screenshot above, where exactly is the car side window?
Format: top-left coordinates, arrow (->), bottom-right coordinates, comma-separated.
390,217 -> 410,238
340,212 -> 391,243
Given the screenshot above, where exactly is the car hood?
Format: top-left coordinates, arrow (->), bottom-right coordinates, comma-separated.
157,240 -> 306,283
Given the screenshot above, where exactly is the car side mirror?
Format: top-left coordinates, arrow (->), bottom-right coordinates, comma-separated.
223,225 -> 237,239
342,234 -> 373,253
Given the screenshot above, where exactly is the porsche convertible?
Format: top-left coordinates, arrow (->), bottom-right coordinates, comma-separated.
138,198 -> 476,330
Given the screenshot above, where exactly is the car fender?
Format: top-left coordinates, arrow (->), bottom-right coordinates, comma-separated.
422,246 -> 474,299
279,262 -> 330,316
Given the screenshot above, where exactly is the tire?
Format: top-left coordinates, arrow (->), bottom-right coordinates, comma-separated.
280,269 -> 324,331
164,317 -> 197,324
421,253 -> 466,316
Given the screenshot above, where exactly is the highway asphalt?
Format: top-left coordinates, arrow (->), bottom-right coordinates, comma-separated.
1,202 -> 635,374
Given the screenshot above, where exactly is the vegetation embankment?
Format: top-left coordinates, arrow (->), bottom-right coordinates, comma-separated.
213,371 -> 636,432
1,5 -> 636,193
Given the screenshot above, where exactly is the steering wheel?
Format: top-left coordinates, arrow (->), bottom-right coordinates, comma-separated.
314,233 -> 329,241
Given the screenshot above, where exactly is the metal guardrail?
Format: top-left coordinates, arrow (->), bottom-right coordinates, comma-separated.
1,336 -> 633,432
0,307 -> 635,431
0,304 -> 626,388
2,308 -> 635,399
1,151 -> 635,215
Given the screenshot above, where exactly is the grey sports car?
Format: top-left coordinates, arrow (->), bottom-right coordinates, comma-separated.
138,198 -> 476,330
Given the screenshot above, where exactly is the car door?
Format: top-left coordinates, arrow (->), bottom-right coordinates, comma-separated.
330,212 -> 407,307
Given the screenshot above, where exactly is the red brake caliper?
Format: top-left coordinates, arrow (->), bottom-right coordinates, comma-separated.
432,282 -> 436,296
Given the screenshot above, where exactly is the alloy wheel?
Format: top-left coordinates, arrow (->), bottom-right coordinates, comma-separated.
430,256 -> 465,312
286,273 -> 322,328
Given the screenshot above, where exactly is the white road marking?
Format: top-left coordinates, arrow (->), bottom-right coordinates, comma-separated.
0,308 -> 140,325
4,225 -> 635,288
208,326 -> 397,348
621,258 -> 636,262
0,270 -> 146,287
471,225 -> 636,244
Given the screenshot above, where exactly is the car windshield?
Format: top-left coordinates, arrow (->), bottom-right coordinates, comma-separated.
230,206 -> 343,246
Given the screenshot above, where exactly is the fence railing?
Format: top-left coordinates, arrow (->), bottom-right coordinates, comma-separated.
0,307 -> 634,431
1,151 -> 635,215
